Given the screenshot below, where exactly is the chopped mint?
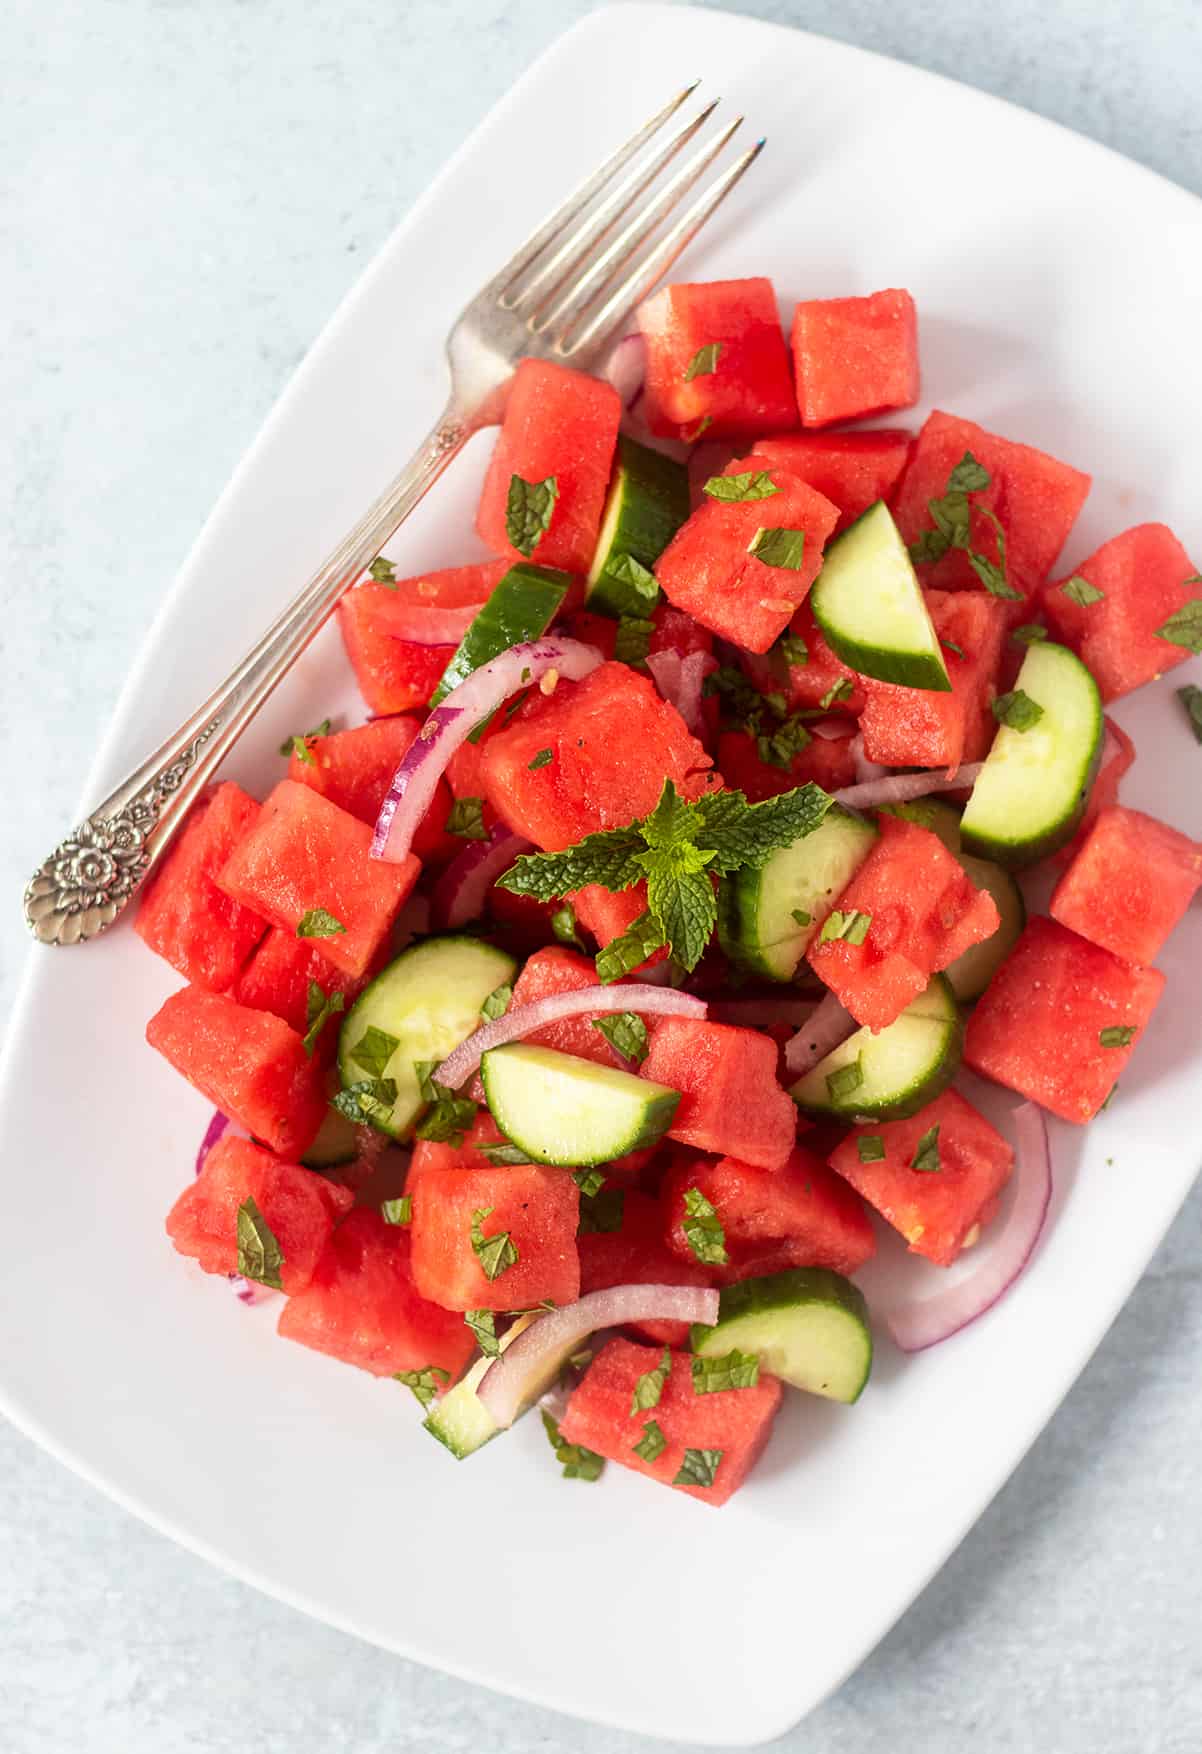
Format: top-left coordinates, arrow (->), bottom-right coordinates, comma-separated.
591,1011 -> 649,1066
527,748 -> 553,771
470,1206 -> 519,1281
550,900 -> 585,950
681,1186 -> 727,1266
673,1447 -> 723,1489
279,716 -> 332,762
380,1196 -> 411,1226
819,677 -> 854,709
446,796 -> 488,840
1177,684 -> 1202,744
296,907 -> 345,939
633,1418 -> 667,1463
614,614 -> 656,666
703,470 -> 780,503
908,452 -> 1021,598
236,1196 -> 284,1289
414,1062 -> 476,1146
826,1056 -> 864,1104
541,1409 -> 605,1481
857,1135 -> 885,1164
1061,574 -> 1105,607
910,1123 -> 941,1172
776,630 -> 808,667
1156,592 -> 1202,654
606,553 -> 659,605
302,980 -> 345,1058
577,1186 -> 625,1236
394,1365 -> 449,1408
367,556 -> 396,584
1099,1025 -> 1136,1048
820,909 -> 872,946
992,689 -> 1044,732
349,1025 -> 399,1082
684,342 -> 722,380
480,983 -> 513,1022
749,527 -> 806,570
941,639 -> 965,660
630,1347 -> 671,1415
690,1349 -> 759,1394
505,473 -> 559,558
572,1167 -> 607,1200
472,1141 -> 533,1166
464,1309 -> 501,1357
1010,623 -> 1048,645
330,1077 -> 397,1128
791,908 -> 811,927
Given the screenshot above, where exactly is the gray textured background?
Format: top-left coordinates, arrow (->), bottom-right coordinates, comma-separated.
3,2 -> 1200,1750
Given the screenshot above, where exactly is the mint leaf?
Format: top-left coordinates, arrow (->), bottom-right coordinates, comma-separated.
236,1196 -> 284,1289
948,453 -> 991,494
303,980 -> 345,1057
578,1186 -> 625,1235
1061,574 -> 1105,607
381,1195 -> 411,1225
472,1141 -> 533,1166
633,1418 -> 667,1463
631,1348 -> 672,1414
993,689 -> 1044,732
527,748 -> 553,771
777,630 -> 808,667
591,1011 -> 649,1066
703,470 -> 780,503
691,1349 -> 759,1394
1011,623 -> 1048,645
349,1025 -> 399,1081
506,474 -> 558,558
910,1123 -> 941,1172
551,901 -> 586,950
572,1166 -> 607,1199
367,556 -> 396,584
296,907 -> 345,939
614,614 -> 656,665
857,1135 -> 885,1164
606,554 -> 659,605
464,1308 -> 501,1357
414,1065 -> 477,1145
819,909 -> 872,946
1099,1025 -> 1136,1047
1178,684 -> 1202,745
695,783 -> 832,873
673,1447 -> 723,1489
480,983 -> 512,1022
826,1056 -> 864,1103
1155,594 -> 1202,654
279,717 -> 332,762
682,1186 -> 727,1266
394,1365 -> 449,1408
909,529 -> 950,565
757,714 -> 813,769
910,453 -> 1021,598
541,1409 -> 605,1481
470,1206 -> 519,1281
641,859 -> 716,975
595,911 -> 666,984
447,796 -> 488,840
819,677 -> 854,709
684,342 -> 722,380
749,527 -> 806,570
330,1078 -> 397,1128
498,823 -> 646,903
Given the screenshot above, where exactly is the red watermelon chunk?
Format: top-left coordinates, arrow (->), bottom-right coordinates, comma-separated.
288,715 -> 454,864
655,455 -> 840,653
964,916 -> 1165,1123
146,986 -> 327,1155
134,782 -> 265,991
753,429 -> 912,534
576,1188 -> 715,1347
716,727 -> 856,801
217,779 -> 418,979
807,816 -> 1000,1031
1050,806 -> 1202,967
892,410 -> 1091,601
166,1135 -> 352,1293
1039,523 -> 1202,702
637,277 -> 796,441
640,1018 -> 796,1170
476,358 -> 621,572
662,1148 -> 876,1282
480,660 -> 718,851
776,596 -> 865,714
790,290 -> 919,427
828,1089 -> 1013,1267
651,603 -> 715,657
233,925 -> 369,1044
405,1111 -> 507,1200
277,1208 -> 476,1382
558,1336 -> 782,1506
338,562 -> 507,715
409,1164 -> 580,1311
858,589 -> 1009,770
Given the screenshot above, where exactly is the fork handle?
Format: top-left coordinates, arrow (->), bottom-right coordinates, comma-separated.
25,400 -> 477,946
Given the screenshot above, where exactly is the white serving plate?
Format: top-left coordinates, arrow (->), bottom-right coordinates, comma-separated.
2,6 -> 1200,1744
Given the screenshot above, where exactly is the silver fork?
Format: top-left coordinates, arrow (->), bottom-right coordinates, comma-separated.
24,85 -> 762,947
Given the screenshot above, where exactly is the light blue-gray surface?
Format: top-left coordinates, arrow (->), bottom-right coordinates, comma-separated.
2,3 -> 1200,1750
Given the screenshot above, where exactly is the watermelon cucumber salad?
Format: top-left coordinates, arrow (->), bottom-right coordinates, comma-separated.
140,275 -> 1202,1508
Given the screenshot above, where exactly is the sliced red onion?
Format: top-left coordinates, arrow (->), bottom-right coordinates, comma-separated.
603,333 -> 646,412
848,731 -> 888,783
431,822 -> 534,929
478,1284 -> 720,1428
379,603 -> 483,646
435,984 -> 707,1090
833,763 -> 985,812
711,997 -> 818,1030
783,989 -> 857,1078
810,717 -> 855,743
646,648 -> 717,739
371,638 -> 603,864
885,1103 -> 1052,1353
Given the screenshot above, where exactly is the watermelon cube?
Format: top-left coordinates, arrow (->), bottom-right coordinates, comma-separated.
964,916 -> 1166,1123
892,410 -> 1091,602
807,816 -> 1001,1031
409,1164 -> 580,1311
1039,523 -> 1202,702
476,358 -> 621,572
858,589 -> 1009,770
776,596 -> 865,715
146,985 -> 327,1155
640,1018 -> 796,1170
655,455 -> 840,653
217,779 -> 418,979
288,715 -> 454,864
134,782 -> 265,991
233,925 -> 369,1046
278,1208 -> 477,1382
637,277 -> 796,441
577,1188 -> 714,1347
568,882 -> 669,980
1050,806 -> 1202,966
166,1135 -> 353,1293
753,429 -> 912,534
480,660 -> 718,852
828,1089 -> 1013,1266
405,1110 -> 508,1199
558,1336 -> 782,1506
662,1147 -> 876,1282
790,290 -> 919,427
337,561 -> 507,715
716,726 -> 856,801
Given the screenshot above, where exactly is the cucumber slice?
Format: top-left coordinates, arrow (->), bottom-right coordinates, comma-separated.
422,1313 -> 540,1459
338,936 -> 517,1139
960,640 -> 1103,866
811,501 -> 951,691
430,562 -> 571,705
300,1100 -> 359,1170
481,1044 -> 679,1167
586,436 -> 689,618
945,854 -> 1025,1001
790,975 -> 962,1120
718,806 -> 877,981
877,797 -> 962,852
691,1268 -> 872,1403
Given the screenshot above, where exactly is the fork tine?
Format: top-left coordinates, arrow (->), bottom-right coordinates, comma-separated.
488,82 -> 700,303
504,99 -> 720,315
530,114 -> 744,337
558,139 -> 767,359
